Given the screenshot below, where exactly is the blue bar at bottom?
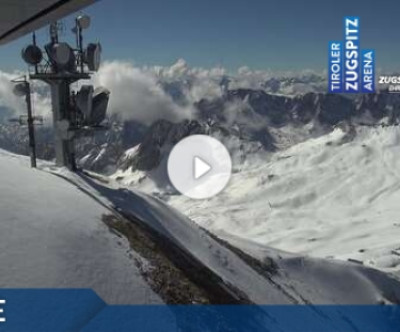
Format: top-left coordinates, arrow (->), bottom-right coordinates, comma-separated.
0,290 -> 399,332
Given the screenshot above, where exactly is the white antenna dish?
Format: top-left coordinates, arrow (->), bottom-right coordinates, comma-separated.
53,43 -> 73,65
77,15 -> 91,30
85,43 -> 102,71
22,45 -> 43,65
76,85 -> 94,120
90,87 -> 110,125
45,42 -> 76,71
13,83 -> 29,97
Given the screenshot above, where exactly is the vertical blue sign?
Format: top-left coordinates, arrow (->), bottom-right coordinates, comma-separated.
344,16 -> 360,93
328,17 -> 375,93
361,49 -> 375,93
329,41 -> 343,93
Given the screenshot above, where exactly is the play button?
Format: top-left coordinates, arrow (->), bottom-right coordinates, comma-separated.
167,135 -> 232,199
194,157 -> 211,180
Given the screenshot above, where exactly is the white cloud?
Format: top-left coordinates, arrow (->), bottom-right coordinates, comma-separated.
0,71 -> 51,123
0,71 -> 25,115
93,61 -> 193,125
0,60 -> 326,127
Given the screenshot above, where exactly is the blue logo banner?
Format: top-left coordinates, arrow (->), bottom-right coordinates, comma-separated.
344,16 -> 360,93
0,289 -> 105,332
329,17 -> 375,94
329,41 -> 343,93
361,49 -> 375,93
0,290 -> 399,332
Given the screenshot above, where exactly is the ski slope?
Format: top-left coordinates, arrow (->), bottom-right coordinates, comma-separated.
115,126 -> 400,274
0,150 -> 162,305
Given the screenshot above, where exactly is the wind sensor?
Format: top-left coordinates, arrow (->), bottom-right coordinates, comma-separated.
19,15 -> 110,171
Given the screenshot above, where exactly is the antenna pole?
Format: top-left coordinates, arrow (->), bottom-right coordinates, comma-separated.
32,32 -> 38,74
78,25 -> 84,73
24,79 -> 37,168
49,22 -> 58,43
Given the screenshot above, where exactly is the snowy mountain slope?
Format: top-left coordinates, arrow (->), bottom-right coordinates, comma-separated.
48,169 -> 297,305
0,149 -> 162,305
114,126 -> 400,275
56,164 -> 400,305
1,148 -> 400,308
217,233 -> 400,305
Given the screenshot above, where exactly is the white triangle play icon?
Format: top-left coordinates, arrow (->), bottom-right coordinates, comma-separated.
194,156 -> 212,180
168,135 -> 232,199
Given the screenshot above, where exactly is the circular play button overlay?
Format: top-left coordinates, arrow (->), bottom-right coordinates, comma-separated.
167,135 -> 232,199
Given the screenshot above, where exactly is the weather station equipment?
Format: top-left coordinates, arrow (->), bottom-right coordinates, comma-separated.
9,76 -> 44,168
19,15 -> 110,171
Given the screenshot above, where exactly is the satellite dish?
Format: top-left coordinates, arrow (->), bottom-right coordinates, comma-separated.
89,87 -> 110,125
85,43 -> 102,71
45,42 -> 76,72
53,43 -> 73,65
77,15 -> 91,30
13,83 -> 29,97
76,85 -> 94,120
21,45 -> 43,65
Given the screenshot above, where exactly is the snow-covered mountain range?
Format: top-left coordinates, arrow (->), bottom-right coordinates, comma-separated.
116,125 -> 400,274
1,64 -> 400,310
3,88 -> 400,173
104,89 -> 400,276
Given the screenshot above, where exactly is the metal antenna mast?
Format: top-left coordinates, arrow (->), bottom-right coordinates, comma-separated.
18,15 -> 109,171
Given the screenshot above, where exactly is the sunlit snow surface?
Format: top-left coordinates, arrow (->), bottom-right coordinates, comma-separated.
1,143 -> 400,306
114,126 -> 400,274
0,150 -> 162,305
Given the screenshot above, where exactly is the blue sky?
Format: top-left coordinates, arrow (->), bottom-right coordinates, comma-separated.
0,0 -> 399,72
